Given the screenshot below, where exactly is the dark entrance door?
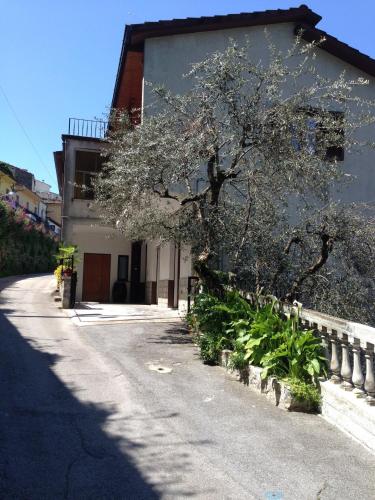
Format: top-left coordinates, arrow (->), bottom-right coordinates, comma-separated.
82,253 -> 111,302
130,241 -> 145,303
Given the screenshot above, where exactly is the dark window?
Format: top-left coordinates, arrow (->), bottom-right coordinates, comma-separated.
74,150 -> 104,199
118,255 -> 129,281
323,111 -> 345,161
291,109 -> 344,162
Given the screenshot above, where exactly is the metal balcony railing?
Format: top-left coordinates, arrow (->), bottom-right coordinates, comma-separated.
68,118 -> 108,139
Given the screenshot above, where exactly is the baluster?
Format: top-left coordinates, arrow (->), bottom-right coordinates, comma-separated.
364,344 -> 375,406
351,339 -> 365,397
340,334 -> 353,390
319,326 -> 330,375
330,331 -> 341,383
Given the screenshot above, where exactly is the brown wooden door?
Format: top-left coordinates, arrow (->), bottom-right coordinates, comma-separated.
82,253 -> 111,302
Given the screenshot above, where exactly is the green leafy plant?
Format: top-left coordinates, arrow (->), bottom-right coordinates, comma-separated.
236,303 -> 285,367
55,243 -> 80,277
195,333 -> 228,365
56,244 -> 79,263
228,343 -> 248,371
189,290 -> 327,410
260,324 -> 327,382
54,264 -> 63,287
286,377 -> 322,411
190,290 -> 254,364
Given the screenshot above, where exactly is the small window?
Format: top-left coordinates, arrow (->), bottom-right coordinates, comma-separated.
291,109 -> 344,162
118,255 -> 129,281
323,111 -> 345,161
74,150 -> 104,199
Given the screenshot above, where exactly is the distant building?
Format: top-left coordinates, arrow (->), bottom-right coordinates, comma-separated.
9,164 -> 35,191
34,179 -> 62,229
0,161 -> 61,236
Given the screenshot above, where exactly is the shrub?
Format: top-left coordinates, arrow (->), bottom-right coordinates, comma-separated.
190,290 -> 254,364
228,345 -> 248,371
286,377 -> 322,411
0,201 -> 58,277
54,264 -> 63,287
260,324 -> 327,382
236,303 -> 285,367
189,289 -> 327,407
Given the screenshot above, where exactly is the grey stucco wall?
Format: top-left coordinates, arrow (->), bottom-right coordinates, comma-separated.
143,22 -> 375,205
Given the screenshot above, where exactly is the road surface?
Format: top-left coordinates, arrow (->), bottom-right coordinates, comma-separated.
0,274 -> 374,499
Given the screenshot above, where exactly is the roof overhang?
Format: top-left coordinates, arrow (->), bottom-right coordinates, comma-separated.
111,4 -> 375,109
111,5 -> 322,109
53,151 -> 64,196
297,24 -> 375,77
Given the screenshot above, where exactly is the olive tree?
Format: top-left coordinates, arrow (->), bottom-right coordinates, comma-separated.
95,34 -> 375,322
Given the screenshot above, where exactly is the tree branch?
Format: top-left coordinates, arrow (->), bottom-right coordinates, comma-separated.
284,231 -> 334,302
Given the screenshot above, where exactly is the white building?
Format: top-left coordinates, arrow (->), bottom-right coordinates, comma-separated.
54,5 -> 375,308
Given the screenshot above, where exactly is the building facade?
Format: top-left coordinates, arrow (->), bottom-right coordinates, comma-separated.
0,161 -> 62,237
54,5 -> 375,309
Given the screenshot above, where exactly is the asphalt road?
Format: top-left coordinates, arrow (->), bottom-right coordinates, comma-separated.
0,274 -> 374,500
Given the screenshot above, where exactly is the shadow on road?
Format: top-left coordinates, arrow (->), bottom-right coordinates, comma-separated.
0,307 -> 166,499
147,324 -> 193,345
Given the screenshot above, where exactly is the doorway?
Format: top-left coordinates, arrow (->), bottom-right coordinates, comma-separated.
82,253 -> 111,302
130,241 -> 145,303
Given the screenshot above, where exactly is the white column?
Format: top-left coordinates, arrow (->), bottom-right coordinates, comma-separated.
351,339 -> 365,397
330,332 -> 341,383
365,345 -> 375,406
340,334 -> 353,390
320,328 -> 330,373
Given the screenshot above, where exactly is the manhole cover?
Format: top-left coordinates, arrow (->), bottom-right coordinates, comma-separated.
148,364 -> 172,374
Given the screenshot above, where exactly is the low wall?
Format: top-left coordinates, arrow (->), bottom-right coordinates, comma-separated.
225,293 -> 375,453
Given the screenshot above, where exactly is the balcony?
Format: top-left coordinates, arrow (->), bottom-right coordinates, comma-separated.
68,118 -> 108,139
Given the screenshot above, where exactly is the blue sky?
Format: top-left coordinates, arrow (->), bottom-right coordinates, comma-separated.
0,0 -> 374,192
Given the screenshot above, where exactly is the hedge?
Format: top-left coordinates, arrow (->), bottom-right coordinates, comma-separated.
0,200 -> 58,277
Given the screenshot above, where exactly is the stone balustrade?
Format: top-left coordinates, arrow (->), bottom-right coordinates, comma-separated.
244,292 -> 375,406
299,307 -> 375,406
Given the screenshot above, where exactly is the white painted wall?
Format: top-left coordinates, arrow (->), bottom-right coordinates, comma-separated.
143,22 -> 375,205
62,137 -> 132,302
71,223 -> 132,302
145,240 -> 157,282
62,138 -> 102,222
34,179 -> 51,194
179,245 -> 192,278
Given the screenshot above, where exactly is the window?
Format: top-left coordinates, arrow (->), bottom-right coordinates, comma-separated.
117,255 -> 129,281
74,150 -> 104,199
291,109 -> 344,162
323,111 -> 345,161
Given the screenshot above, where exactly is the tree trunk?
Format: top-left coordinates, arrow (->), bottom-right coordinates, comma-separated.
193,249 -> 225,299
